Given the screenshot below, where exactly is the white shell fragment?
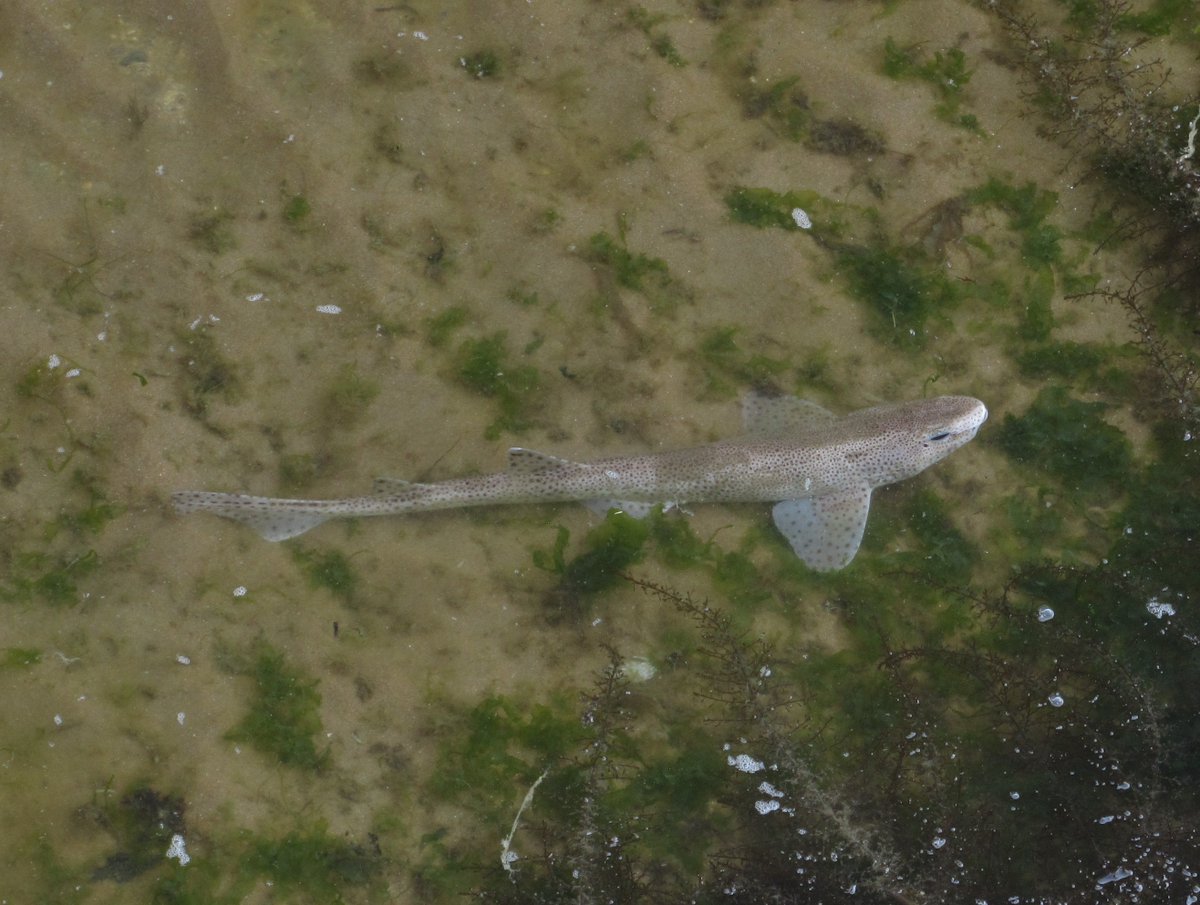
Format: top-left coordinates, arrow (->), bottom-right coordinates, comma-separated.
1146,599 -> 1175,619
791,207 -> 812,229
166,833 -> 190,866
728,753 -> 765,773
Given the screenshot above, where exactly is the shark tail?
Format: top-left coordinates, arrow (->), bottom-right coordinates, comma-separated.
172,491 -> 330,541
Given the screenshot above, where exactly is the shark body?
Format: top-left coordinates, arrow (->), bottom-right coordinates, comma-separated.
172,393 -> 987,571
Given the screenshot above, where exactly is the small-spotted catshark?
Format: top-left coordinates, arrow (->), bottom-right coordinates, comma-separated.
172,393 -> 986,571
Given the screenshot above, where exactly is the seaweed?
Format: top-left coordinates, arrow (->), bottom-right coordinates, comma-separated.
882,37 -> 981,131
628,7 -> 687,67
832,241 -> 962,346
90,786 -> 187,883
697,325 -> 787,398
739,75 -> 810,141
424,306 -> 468,347
187,209 -> 236,254
454,332 -> 542,439
533,511 -> 650,615
226,645 -> 329,771
244,825 -> 382,899
459,50 -> 499,79
322,363 -> 379,428
993,385 -> 1133,496
586,231 -> 670,292
966,177 -> 1063,267
282,194 -> 311,225
1,647 -> 42,668
176,327 -> 241,419
292,546 -> 358,601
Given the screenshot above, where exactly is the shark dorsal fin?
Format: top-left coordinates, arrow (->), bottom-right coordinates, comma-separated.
508,448 -> 574,474
741,393 -> 835,436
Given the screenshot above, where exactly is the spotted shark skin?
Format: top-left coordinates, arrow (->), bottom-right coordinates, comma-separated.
172,393 -> 987,571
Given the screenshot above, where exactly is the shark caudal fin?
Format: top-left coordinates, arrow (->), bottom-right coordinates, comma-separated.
172,491 -> 330,541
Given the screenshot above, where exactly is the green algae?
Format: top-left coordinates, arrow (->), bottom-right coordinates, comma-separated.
740,75 -> 810,141
292,546 -> 358,601
187,208 -> 236,254
833,242 -> 962,346
454,331 -> 541,439
966,177 -> 1063,266
226,645 -> 329,771
243,825 -> 382,899
459,50 -> 499,79
281,193 -> 311,225
993,386 -> 1133,496
54,469 -> 121,536
91,785 -> 187,883
697,325 -> 788,397
724,185 -> 826,231
587,230 -> 670,292
2,647 -> 42,668
424,306 -> 468,347
2,549 -> 98,607
322,363 -> 379,428
882,38 -> 980,131
628,7 -> 687,67
176,328 -> 241,419
533,510 -> 650,602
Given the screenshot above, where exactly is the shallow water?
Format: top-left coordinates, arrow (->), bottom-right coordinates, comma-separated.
2,1 -> 1196,901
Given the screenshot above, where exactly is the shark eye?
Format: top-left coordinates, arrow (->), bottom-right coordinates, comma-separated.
928,432 -> 951,442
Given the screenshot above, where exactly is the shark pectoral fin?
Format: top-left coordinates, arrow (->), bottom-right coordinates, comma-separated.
508,448 -> 575,473
772,486 -> 872,572
583,500 -> 658,519
741,393 -> 835,436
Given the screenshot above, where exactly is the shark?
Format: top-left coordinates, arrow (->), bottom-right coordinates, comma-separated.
172,393 -> 987,571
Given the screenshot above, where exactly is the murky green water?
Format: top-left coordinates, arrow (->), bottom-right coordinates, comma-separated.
2,1 -> 1197,902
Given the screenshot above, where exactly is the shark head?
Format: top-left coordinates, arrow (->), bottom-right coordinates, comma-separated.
850,395 -> 988,488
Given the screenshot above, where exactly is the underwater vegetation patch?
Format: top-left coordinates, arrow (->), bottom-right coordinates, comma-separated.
243,824 -> 383,899
292,545 -> 358,601
628,6 -> 687,67
723,185 -> 831,232
176,327 -> 241,419
2,647 -> 42,668
966,177 -> 1063,267
90,785 -> 187,883
77,781 -> 382,903
282,194 -> 311,225
459,49 -> 499,78
882,37 -> 981,131
226,644 -> 328,771
1,549 -> 98,607
53,469 -> 122,537
187,208 -> 236,254
321,363 -> 380,429
453,331 -> 542,440
994,385 -> 1133,496
586,231 -> 669,292
533,511 -> 650,615
696,325 -> 788,398
424,306 -> 469,347
832,241 -> 962,346
739,75 -> 810,142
